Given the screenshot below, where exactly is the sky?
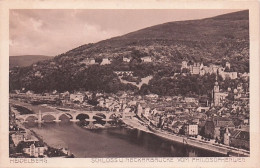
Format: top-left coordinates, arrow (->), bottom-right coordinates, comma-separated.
9,9 -> 243,56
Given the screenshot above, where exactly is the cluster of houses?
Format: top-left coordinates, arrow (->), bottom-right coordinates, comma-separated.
204,117 -> 249,150
181,61 -> 241,80
114,71 -> 134,76
140,96 -> 249,150
80,58 -> 112,66
81,55 -> 153,66
135,77 -> 249,150
9,110 -> 46,157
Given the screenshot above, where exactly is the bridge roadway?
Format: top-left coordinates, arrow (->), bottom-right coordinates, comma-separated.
16,110 -> 119,123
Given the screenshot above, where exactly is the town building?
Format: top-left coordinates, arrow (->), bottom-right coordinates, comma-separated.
229,130 -> 249,150
70,93 -> 85,103
204,117 -> 235,139
19,141 -> 45,157
101,58 -> 112,65
190,63 -> 200,74
223,128 -> 249,150
219,71 -> 238,80
204,120 -> 215,138
141,56 -> 152,63
114,71 -> 133,76
196,106 -> 210,113
11,132 -> 25,146
213,117 -> 235,140
185,124 -> 198,136
123,57 -> 131,62
83,58 -> 96,65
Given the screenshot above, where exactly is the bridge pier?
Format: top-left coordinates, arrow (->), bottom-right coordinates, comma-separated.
102,119 -> 112,127
54,119 -> 61,122
88,121 -> 94,127
38,122 -> 42,128
70,114 -> 79,122
35,119 -> 43,123
70,119 -> 80,122
104,121 -> 111,127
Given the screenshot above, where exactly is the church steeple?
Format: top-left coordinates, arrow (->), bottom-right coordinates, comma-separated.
212,73 -> 220,107
214,74 -> 219,93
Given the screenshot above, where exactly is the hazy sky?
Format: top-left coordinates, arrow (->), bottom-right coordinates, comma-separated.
9,9 -> 242,56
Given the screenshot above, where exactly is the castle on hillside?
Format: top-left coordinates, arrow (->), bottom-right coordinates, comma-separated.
181,61 -> 237,80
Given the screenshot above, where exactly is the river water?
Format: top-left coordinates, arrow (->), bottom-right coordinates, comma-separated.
24,122 -> 224,158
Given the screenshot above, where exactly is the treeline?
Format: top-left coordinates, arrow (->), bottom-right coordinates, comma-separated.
139,73 -> 248,97
9,58 -> 248,96
139,73 -> 216,97
9,64 -> 140,93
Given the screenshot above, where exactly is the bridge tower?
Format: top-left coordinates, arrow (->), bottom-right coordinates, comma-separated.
37,110 -> 43,124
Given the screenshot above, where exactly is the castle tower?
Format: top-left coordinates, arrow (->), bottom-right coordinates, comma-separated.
225,62 -> 231,69
181,61 -> 188,70
223,127 -> 231,145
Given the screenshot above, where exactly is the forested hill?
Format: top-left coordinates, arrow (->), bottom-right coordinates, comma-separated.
9,10 -> 249,94
57,10 -> 248,68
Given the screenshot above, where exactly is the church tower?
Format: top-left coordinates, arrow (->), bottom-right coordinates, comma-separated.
214,79 -> 219,93
212,75 -> 220,106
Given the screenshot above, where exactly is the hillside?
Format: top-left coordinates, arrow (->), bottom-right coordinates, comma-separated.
9,10 -> 249,94
58,10 -> 248,67
9,55 -> 52,68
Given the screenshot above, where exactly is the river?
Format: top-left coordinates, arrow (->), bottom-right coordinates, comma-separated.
11,99 -> 224,157
24,122 -> 224,158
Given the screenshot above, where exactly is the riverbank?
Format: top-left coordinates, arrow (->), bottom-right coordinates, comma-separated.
121,117 -> 151,133
120,115 -> 249,157
147,125 -> 250,157
20,122 -> 73,157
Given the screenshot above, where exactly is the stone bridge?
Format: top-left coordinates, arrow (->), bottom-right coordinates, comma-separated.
16,110 -> 120,124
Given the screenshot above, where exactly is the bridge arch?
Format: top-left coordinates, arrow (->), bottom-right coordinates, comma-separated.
56,113 -> 73,121
75,113 -> 90,120
107,112 -> 117,120
42,114 -> 56,122
93,113 -> 106,125
74,113 -> 92,126
16,116 -> 26,122
24,115 -> 38,122
94,113 -> 106,119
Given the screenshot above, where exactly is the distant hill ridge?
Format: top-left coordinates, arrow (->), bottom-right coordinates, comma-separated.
9,55 -> 52,68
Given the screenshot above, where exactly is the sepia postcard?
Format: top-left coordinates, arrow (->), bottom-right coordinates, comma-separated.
0,0 -> 259,168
